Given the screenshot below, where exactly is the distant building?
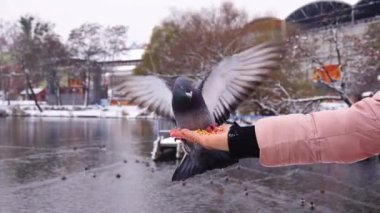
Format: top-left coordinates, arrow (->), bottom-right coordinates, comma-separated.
102,48 -> 144,78
0,64 -> 29,100
20,87 -> 46,102
44,46 -> 145,105
47,77 -> 86,105
286,0 -> 380,29
101,47 -> 145,105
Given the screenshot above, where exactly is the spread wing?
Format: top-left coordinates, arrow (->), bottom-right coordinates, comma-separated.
201,42 -> 283,124
113,76 -> 174,119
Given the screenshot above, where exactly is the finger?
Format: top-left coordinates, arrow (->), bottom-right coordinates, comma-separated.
180,129 -> 201,144
170,129 -> 182,138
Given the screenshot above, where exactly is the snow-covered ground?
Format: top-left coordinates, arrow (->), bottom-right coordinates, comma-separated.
318,101 -> 349,111
0,101 -> 152,119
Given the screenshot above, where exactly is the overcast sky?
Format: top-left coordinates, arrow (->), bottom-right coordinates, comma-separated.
1,0 -> 359,45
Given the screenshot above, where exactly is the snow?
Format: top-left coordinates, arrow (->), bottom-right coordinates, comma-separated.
101,48 -> 145,62
116,48 -> 145,61
361,91 -> 374,98
20,87 -> 45,95
104,65 -> 136,77
318,102 -> 349,110
0,101 -> 153,119
111,65 -> 136,72
160,137 -> 178,147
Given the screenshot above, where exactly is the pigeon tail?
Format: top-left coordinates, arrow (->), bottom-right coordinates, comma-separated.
171,148 -> 238,181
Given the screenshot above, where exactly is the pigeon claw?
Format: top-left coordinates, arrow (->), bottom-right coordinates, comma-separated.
206,124 -> 217,133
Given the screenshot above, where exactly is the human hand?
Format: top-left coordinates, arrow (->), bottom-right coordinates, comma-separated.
170,124 -> 231,151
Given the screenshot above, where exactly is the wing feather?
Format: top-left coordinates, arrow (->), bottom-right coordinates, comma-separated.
113,76 -> 174,118
201,42 -> 283,123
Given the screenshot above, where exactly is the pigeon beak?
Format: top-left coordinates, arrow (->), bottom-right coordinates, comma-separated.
185,91 -> 193,98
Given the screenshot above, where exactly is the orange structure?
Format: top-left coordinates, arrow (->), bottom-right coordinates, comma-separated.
313,64 -> 342,83
68,78 -> 83,92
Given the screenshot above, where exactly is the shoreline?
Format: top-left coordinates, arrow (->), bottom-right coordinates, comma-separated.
0,101 -> 153,119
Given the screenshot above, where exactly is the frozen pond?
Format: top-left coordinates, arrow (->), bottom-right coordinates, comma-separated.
0,117 -> 379,213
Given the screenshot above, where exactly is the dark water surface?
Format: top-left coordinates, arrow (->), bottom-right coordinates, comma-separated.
0,117 -> 379,213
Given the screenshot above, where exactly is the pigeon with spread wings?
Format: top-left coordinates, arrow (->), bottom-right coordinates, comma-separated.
114,42 -> 283,181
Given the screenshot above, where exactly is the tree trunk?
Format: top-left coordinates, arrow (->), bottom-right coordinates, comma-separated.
93,65 -> 102,104
83,59 -> 92,106
49,69 -> 59,106
55,80 -> 62,106
24,69 -> 43,112
7,91 -> 10,106
58,88 -> 62,106
55,89 -> 59,105
340,94 -> 353,107
83,69 -> 89,106
7,74 -> 11,106
321,82 -> 353,107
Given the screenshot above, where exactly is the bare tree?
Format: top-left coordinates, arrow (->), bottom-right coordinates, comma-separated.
0,20 -> 16,104
67,23 -> 104,106
40,34 -> 68,105
68,23 -> 128,106
11,16 -> 56,112
135,2 -> 250,76
349,22 -> 380,98
102,25 -> 128,60
289,22 -> 380,107
99,25 -> 128,100
298,29 -> 353,106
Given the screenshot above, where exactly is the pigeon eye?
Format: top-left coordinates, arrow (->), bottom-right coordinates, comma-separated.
181,86 -> 190,92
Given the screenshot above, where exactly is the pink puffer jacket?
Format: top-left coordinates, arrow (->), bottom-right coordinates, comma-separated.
255,91 -> 380,167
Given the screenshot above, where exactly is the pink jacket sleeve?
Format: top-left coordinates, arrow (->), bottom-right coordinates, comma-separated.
255,91 -> 380,167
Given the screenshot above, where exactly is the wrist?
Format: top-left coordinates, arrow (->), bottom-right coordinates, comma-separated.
227,124 -> 260,159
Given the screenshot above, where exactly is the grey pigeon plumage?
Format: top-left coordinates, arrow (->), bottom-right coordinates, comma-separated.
114,42 -> 283,181
170,76 -> 238,181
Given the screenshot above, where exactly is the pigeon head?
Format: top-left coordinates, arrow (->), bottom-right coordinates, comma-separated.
173,77 -> 194,102
172,76 -> 207,115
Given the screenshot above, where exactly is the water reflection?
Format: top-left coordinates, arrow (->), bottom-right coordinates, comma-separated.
0,118 -> 156,185
0,117 -> 379,213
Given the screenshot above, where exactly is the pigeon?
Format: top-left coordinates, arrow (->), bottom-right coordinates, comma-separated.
114,42 -> 283,181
